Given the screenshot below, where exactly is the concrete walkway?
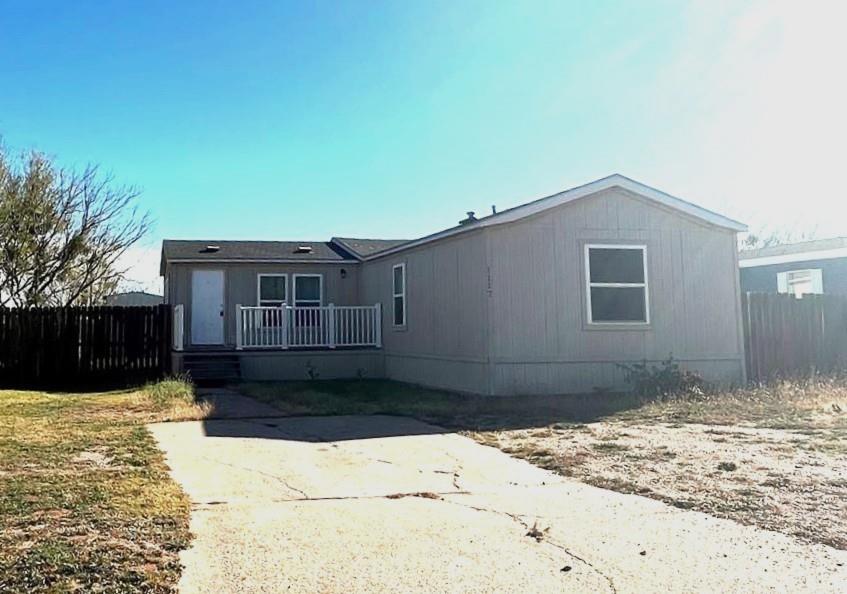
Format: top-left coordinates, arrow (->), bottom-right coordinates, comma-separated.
149,413 -> 847,594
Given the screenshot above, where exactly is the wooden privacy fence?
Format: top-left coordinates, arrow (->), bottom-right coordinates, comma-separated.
0,305 -> 172,388
742,292 -> 847,382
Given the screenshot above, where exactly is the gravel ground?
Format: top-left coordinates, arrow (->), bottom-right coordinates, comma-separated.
481,419 -> 847,549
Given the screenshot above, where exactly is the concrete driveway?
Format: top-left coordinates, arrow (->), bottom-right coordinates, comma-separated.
149,411 -> 846,594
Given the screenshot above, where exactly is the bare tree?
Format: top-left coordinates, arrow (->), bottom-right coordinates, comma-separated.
739,228 -> 819,251
0,146 -> 150,307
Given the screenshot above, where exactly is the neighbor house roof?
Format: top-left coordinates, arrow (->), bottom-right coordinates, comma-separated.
739,237 -> 847,268
103,291 -> 163,306
160,174 -> 746,272
160,240 -> 357,273
330,237 -> 411,258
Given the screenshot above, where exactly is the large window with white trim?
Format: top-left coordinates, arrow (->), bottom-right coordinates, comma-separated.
392,263 -> 406,326
585,245 -> 649,324
258,274 -> 287,307
293,274 -> 322,307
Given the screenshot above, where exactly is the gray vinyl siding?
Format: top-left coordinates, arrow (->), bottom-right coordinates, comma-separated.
359,231 -> 491,393
346,187 -> 744,395
164,186 -> 744,394
169,262 -> 359,348
486,187 -> 744,394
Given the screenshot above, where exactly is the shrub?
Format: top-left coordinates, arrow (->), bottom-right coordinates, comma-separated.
619,355 -> 706,398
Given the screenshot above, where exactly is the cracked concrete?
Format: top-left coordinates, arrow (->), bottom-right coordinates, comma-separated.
148,413 -> 847,594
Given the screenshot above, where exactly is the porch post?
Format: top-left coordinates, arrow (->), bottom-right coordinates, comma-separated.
327,303 -> 336,348
282,305 -> 290,349
375,302 -> 382,348
235,304 -> 243,350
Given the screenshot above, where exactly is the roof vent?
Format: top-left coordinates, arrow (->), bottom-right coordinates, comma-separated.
458,211 -> 477,226
201,245 -> 220,253
294,245 -> 313,254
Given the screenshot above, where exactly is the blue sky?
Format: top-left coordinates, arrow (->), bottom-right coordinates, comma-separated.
2,1 -> 845,291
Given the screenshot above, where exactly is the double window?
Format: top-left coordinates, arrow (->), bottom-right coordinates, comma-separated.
392,263 -> 406,326
585,244 -> 649,324
257,274 -> 324,307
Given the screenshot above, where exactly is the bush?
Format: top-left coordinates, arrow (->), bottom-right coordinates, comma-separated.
619,356 -> 706,398
144,375 -> 195,407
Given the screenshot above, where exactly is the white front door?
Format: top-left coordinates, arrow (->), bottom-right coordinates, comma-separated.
191,270 -> 225,345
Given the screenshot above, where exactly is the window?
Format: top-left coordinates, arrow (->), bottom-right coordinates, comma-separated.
778,269 -> 823,298
392,263 -> 406,326
585,245 -> 649,324
293,274 -> 322,307
258,274 -> 287,306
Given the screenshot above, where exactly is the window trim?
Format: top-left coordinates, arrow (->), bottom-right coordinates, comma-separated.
256,273 -> 288,307
584,244 -> 650,326
779,268 -> 823,298
392,263 -> 406,327
292,273 -> 323,307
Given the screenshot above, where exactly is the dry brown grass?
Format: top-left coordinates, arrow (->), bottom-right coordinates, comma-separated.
0,377 -> 209,593
614,376 -> 847,430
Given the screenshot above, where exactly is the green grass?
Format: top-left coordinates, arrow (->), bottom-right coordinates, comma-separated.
0,378 -> 207,593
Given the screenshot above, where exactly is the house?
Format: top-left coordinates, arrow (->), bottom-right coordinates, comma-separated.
103,291 -> 164,306
160,174 -> 747,395
739,238 -> 847,298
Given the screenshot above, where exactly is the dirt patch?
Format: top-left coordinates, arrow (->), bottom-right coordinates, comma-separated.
482,420 -> 847,549
72,450 -> 114,468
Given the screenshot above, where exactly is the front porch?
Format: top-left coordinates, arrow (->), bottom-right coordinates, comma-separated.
173,303 -> 383,352
171,303 -> 385,382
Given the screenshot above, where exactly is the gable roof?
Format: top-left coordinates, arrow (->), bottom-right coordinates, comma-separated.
160,240 -> 357,273
361,174 -> 747,260
160,174 -> 746,271
739,237 -> 847,268
331,237 -> 411,258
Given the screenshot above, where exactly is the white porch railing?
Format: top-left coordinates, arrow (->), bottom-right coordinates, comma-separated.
236,303 -> 382,350
173,304 -> 185,351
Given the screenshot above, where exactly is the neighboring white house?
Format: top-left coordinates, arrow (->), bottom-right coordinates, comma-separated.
161,174 -> 748,395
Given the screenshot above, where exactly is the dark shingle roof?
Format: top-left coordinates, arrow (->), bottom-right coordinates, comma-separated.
161,240 -> 357,264
331,237 -> 411,258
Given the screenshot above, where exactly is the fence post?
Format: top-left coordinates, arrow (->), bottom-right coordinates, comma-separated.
327,303 -> 336,348
161,304 -> 172,376
375,302 -> 382,348
235,304 -> 243,350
